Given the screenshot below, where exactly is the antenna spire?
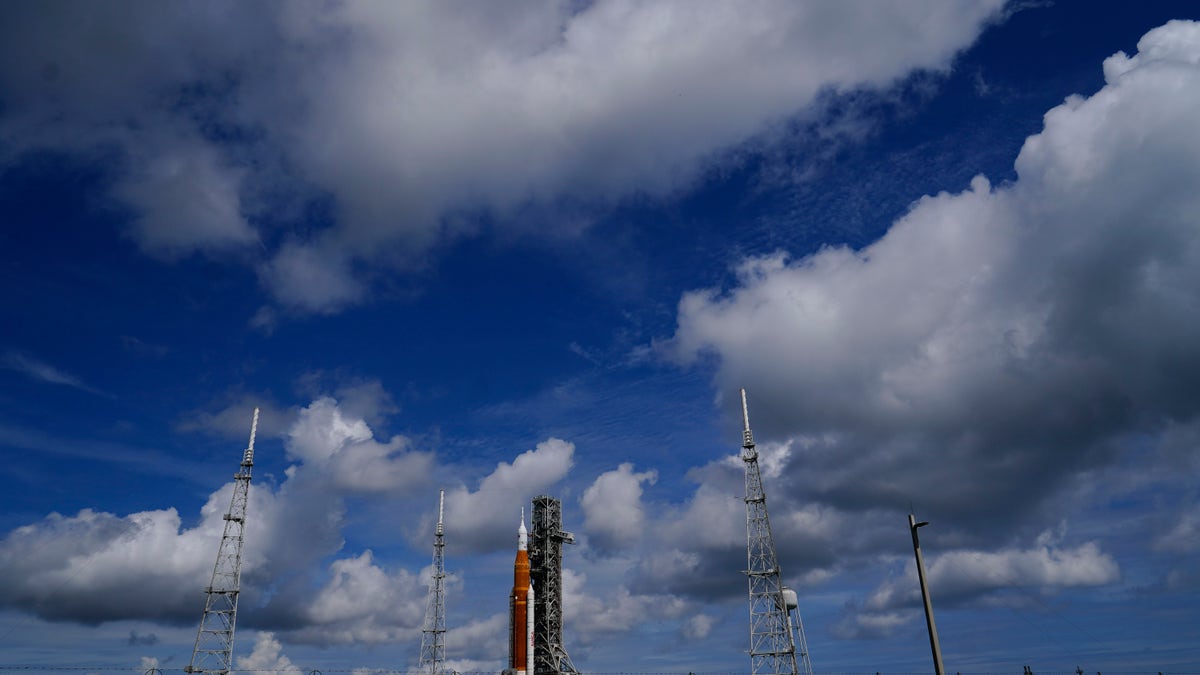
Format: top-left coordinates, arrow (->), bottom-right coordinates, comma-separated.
186,408 -> 258,675
436,489 -> 445,537
740,389 -> 812,675
740,388 -> 755,449
420,490 -> 449,675
242,407 -> 259,467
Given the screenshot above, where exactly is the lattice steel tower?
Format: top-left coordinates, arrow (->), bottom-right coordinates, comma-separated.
419,489 -> 448,675
186,407 -> 259,675
529,495 -> 578,675
739,390 -> 812,675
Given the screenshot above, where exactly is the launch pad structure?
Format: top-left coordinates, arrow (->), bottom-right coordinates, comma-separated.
529,495 -> 578,675
177,402 -> 809,675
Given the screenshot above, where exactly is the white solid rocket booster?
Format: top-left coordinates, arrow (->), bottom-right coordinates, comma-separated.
526,580 -> 535,675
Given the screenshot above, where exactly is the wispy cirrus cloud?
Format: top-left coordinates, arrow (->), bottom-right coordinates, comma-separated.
1,350 -> 108,396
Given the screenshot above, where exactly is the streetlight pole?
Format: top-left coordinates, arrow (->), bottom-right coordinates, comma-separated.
909,513 -> 945,675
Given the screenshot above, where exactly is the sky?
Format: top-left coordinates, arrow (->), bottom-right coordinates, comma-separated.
1,1 -> 1199,673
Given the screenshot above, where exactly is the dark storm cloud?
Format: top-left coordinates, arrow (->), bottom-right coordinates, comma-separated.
127,630 -> 158,646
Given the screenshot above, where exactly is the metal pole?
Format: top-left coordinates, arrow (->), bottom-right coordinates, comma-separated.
909,514 -> 945,675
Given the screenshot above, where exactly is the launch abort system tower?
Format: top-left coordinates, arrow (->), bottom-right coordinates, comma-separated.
529,495 -> 578,675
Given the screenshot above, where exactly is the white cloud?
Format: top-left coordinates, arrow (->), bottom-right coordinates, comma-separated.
0,396 -> 430,643
444,438 -> 575,552
0,395 -> 590,647
0,0 -> 1006,314
112,125 -> 256,258
625,482 -> 746,601
667,20 -> 1200,530
259,242 -> 365,315
563,568 -> 689,641
581,462 -> 657,553
444,613 -> 508,670
176,396 -> 296,441
0,496 -> 262,624
289,551 -> 424,646
285,397 -> 433,493
661,484 -> 745,551
1,351 -> 104,395
831,609 -> 908,641
839,539 -> 1119,638
924,541 -> 1119,597
681,613 -> 715,640
1156,506 -> 1200,553
237,631 -> 302,674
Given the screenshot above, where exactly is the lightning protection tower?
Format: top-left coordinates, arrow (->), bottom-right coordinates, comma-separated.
529,495 -> 578,675
186,407 -> 259,675
740,389 -> 813,675
419,489 -> 448,675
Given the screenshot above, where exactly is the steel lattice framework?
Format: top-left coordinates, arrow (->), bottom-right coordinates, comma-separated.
186,408 -> 258,675
419,490 -> 448,675
529,495 -> 578,675
739,390 -> 812,675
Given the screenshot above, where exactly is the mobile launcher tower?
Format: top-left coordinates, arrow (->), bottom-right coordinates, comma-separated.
506,495 -> 578,675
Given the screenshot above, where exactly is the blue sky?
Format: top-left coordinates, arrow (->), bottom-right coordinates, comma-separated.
2,1 -> 1199,672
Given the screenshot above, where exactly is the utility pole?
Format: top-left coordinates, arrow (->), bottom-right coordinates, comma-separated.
186,408 -> 258,675
419,490 -> 448,675
909,513 -> 945,675
740,389 -> 812,675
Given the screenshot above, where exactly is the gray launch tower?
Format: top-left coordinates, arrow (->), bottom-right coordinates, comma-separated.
419,490 -> 448,675
529,495 -> 578,675
740,390 -> 813,675
186,408 -> 259,675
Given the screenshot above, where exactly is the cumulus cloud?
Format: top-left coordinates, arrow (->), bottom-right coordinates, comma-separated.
112,125 -> 256,258
581,462 -> 657,554
0,0 -> 1005,313
563,568 -> 689,642
681,613 -> 716,640
0,392 -> 593,650
628,482 -> 747,601
667,20 -> 1200,534
285,397 -> 433,493
627,453 -> 847,603
444,438 -> 575,553
0,395 -> 433,644
237,631 -> 302,674
0,506 -> 227,624
837,538 -> 1118,639
444,613 -> 508,672
259,243 -> 365,315
286,551 -> 424,646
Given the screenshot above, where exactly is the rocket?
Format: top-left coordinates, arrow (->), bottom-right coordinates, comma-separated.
510,511 -> 534,673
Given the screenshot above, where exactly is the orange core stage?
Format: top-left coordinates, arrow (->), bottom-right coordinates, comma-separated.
510,516 -> 531,673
